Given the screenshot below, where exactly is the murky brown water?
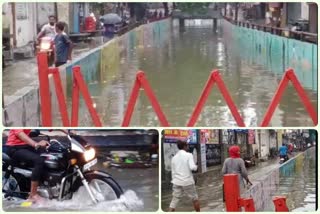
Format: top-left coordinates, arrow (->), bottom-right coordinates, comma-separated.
70,20 -> 317,127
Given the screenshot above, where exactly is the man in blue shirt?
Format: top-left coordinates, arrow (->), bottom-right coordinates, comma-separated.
279,143 -> 288,160
54,22 -> 73,67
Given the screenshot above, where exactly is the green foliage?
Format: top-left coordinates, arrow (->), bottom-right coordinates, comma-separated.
176,3 -> 211,14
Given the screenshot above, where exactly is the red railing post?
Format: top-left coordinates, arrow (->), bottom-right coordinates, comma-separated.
187,70 -> 245,127
121,75 -> 141,126
37,52 -> 52,126
240,198 -> 256,212
214,71 -> 246,127
72,66 -> 102,127
121,71 -> 170,127
138,72 -> 170,127
273,196 -> 289,212
187,71 -> 215,127
261,68 -> 317,126
49,68 -> 70,126
286,69 -> 317,125
71,73 -> 80,126
223,174 -> 241,211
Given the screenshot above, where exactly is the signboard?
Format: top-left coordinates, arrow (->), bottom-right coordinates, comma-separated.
16,3 -> 28,20
163,129 -> 197,144
206,144 -> 221,166
200,144 -> 207,173
200,129 -> 219,144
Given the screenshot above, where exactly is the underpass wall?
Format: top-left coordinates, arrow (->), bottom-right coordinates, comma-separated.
222,20 -> 317,91
242,146 -> 316,211
3,18 -> 171,126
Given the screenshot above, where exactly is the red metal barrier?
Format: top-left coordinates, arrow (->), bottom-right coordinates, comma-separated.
223,174 -> 241,211
187,70 -> 245,127
223,174 -> 256,211
48,68 -> 70,126
239,198 -> 256,212
121,71 -> 170,127
71,66 -> 102,127
273,196 -> 289,212
37,52 -> 52,126
261,68 -> 317,126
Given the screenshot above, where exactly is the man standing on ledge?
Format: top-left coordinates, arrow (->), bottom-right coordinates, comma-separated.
54,21 -> 73,67
169,140 -> 200,212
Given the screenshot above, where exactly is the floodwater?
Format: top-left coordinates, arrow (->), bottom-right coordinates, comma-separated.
3,160 -> 158,212
70,19 -> 317,127
271,153 -> 317,211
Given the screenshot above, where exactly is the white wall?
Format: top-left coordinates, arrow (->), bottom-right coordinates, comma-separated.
36,3 -> 55,31
256,130 -> 270,159
15,3 -> 37,47
301,3 -> 309,20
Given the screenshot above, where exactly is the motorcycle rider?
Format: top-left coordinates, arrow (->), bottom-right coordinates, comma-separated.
37,15 -> 56,41
5,129 -> 49,202
279,143 -> 288,161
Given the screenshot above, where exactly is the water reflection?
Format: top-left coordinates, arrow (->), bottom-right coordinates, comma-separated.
66,20 -> 317,127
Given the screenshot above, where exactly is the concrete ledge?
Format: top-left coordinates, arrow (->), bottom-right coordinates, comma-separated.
2,18 -> 171,127
242,147 -> 315,211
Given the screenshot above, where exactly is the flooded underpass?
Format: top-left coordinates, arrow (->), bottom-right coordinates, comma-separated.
161,147 -> 316,211
61,19 -> 317,127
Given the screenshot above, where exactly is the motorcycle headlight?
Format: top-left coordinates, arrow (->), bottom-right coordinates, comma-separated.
84,148 -> 96,162
40,42 -> 51,50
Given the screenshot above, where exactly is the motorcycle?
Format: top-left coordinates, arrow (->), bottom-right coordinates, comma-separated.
2,130 -> 123,204
36,36 -> 55,66
279,155 -> 289,164
243,156 -> 256,168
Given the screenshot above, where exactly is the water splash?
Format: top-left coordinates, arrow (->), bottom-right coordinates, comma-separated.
3,189 -> 144,211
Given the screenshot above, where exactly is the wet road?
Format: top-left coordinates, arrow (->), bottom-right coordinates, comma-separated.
69,20 -> 317,127
161,151 -> 316,211
3,156 -> 158,212
3,38 -> 104,97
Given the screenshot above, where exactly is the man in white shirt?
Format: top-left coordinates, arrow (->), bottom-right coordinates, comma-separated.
37,15 -> 57,41
169,141 -> 200,212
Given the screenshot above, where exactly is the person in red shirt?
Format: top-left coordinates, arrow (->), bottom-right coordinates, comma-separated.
6,129 -> 49,202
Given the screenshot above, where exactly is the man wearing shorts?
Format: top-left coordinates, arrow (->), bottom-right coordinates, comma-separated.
169,141 -> 200,212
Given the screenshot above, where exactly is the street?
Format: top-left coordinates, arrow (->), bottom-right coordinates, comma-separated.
161,151 -> 316,212
3,38 -> 104,97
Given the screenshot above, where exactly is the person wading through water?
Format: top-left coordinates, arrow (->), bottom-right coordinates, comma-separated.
222,145 -> 251,193
169,140 -> 200,212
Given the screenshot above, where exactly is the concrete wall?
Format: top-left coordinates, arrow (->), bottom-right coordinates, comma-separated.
222,19 -> 318,92
14,3 -> 37,47
3,18 -> 171,127
242,147 -> 316,211
36,3 -> 55,31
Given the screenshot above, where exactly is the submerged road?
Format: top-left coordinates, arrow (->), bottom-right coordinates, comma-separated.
3,154 -> 159,212
161,151 -> 316,211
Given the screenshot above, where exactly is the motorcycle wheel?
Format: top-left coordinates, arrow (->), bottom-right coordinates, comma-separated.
83,175 -> 123,202
2,173 -> 29,199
